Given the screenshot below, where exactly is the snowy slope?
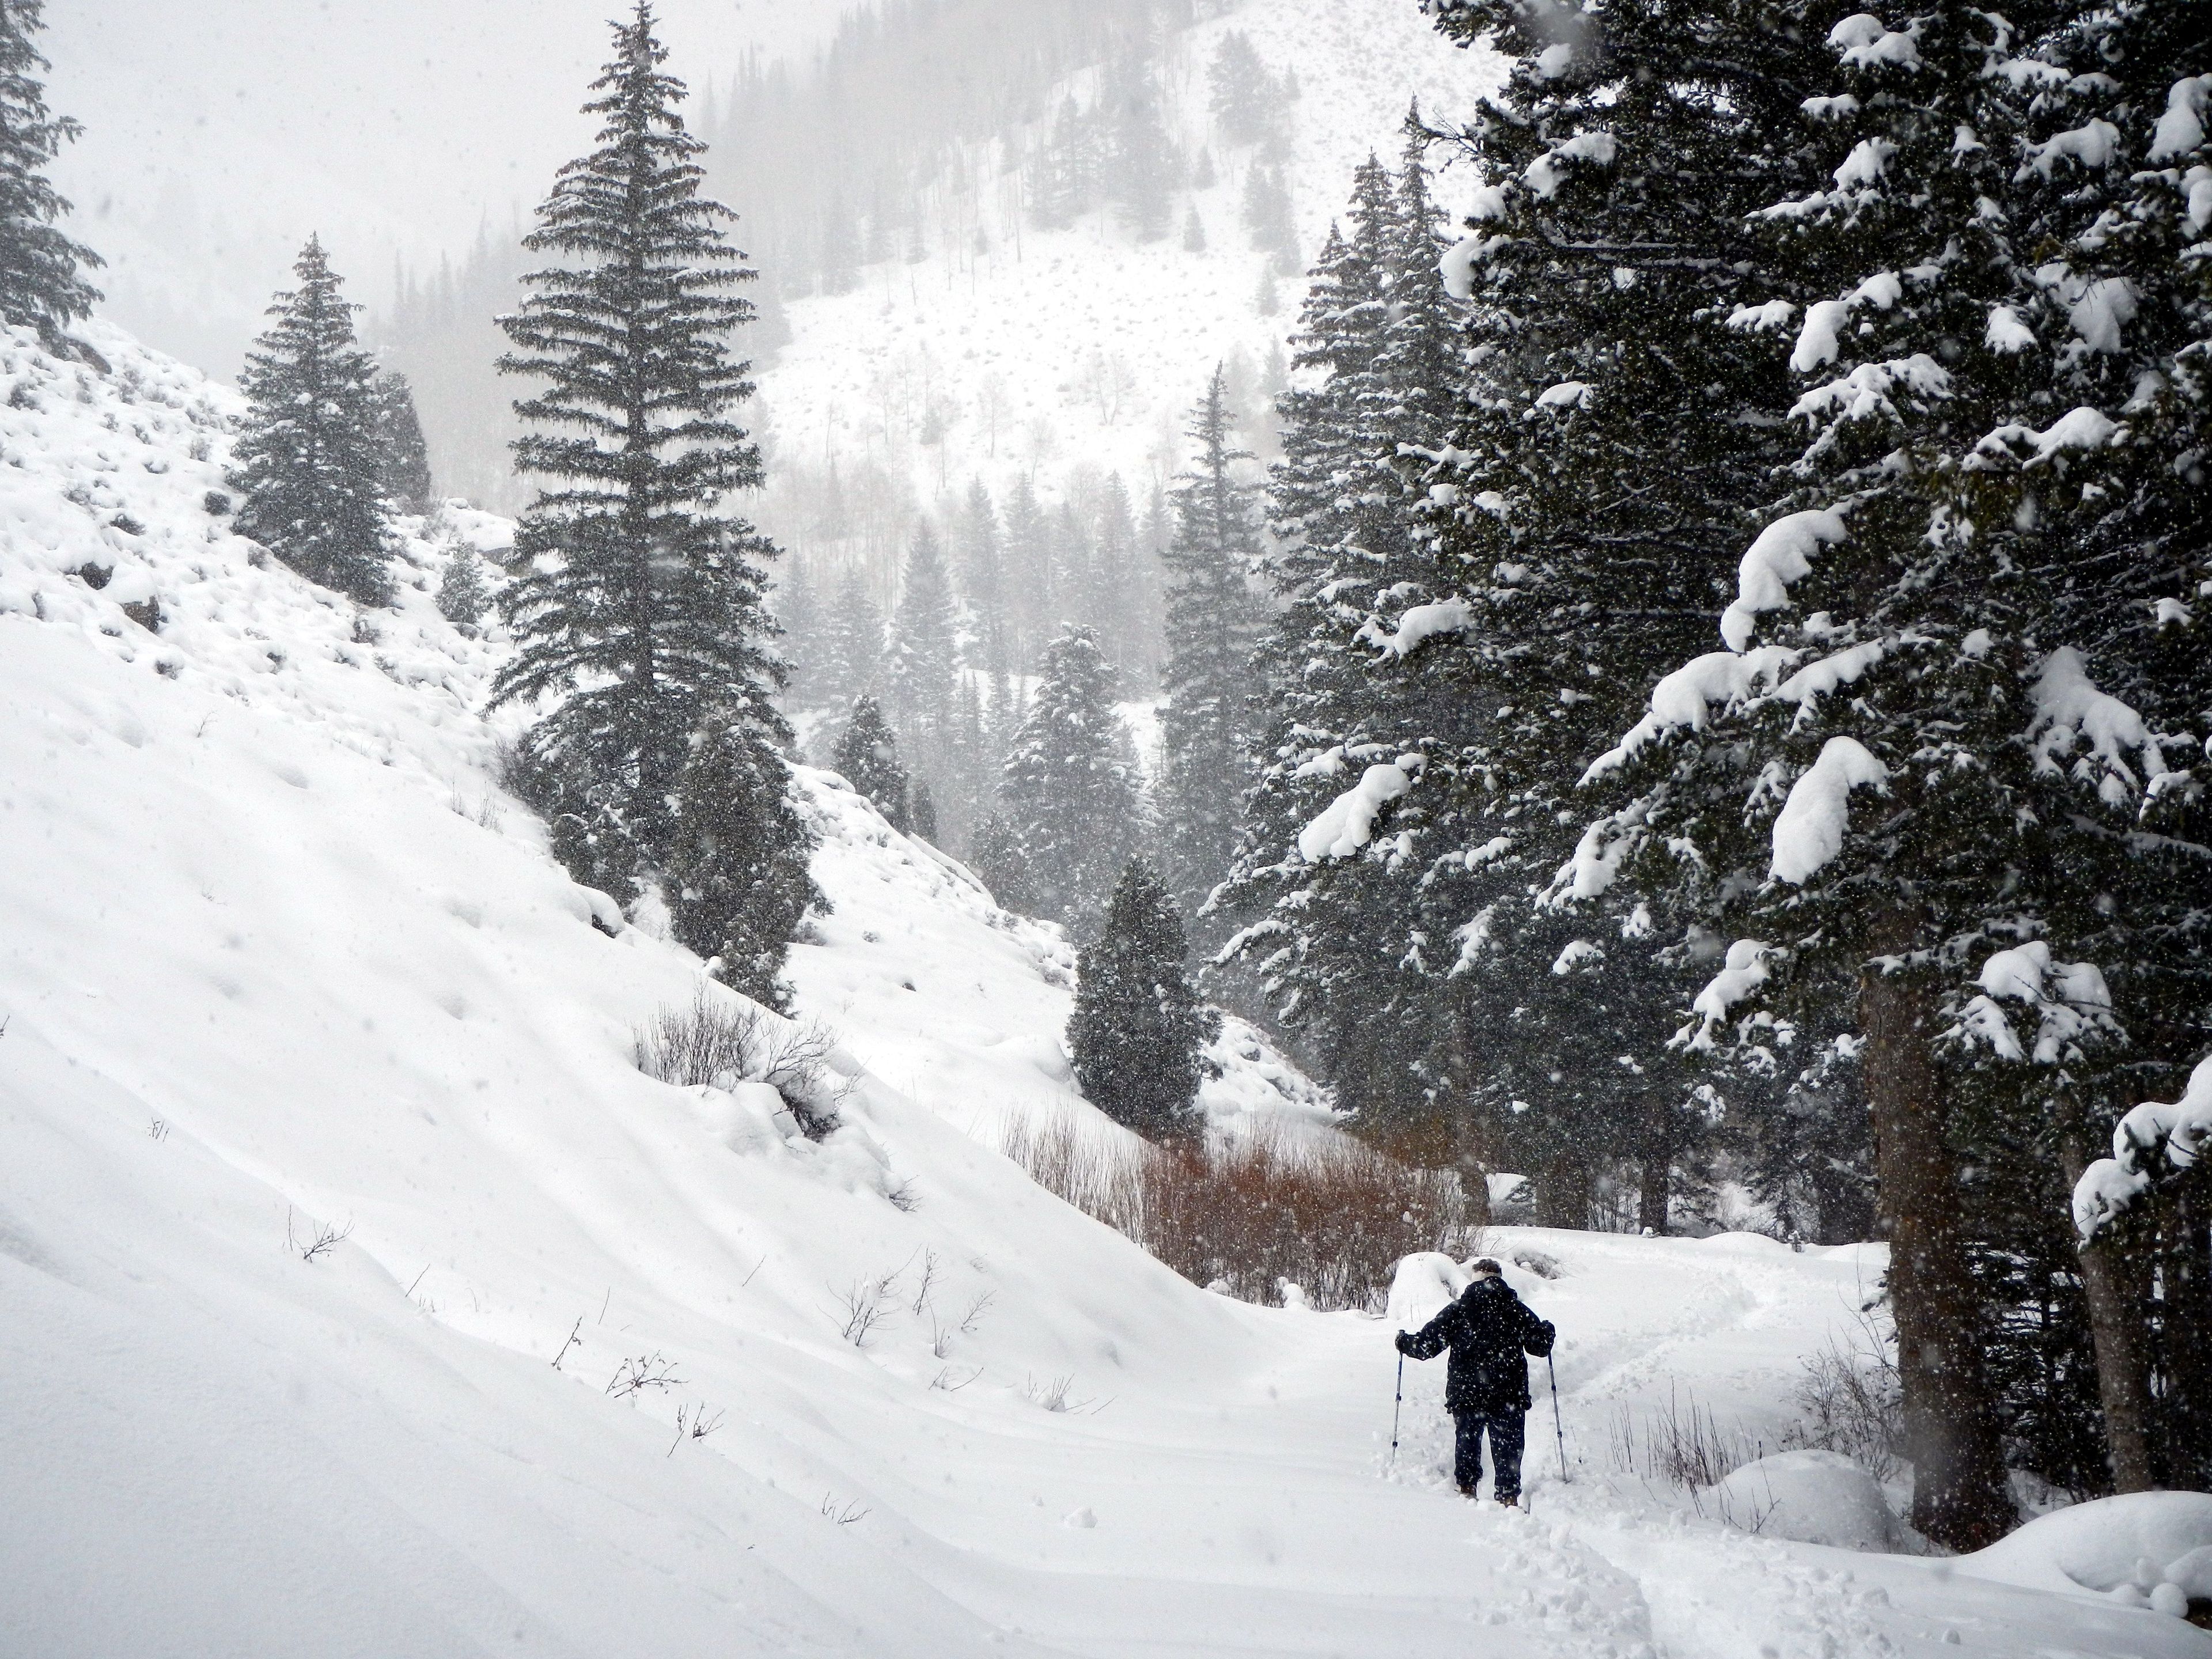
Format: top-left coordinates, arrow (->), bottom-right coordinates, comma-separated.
2,323 -> 2201,1657
754,0 -> 1499,514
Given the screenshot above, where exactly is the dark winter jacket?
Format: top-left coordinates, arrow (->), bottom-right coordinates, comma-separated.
1396,1276 -> 1555,1415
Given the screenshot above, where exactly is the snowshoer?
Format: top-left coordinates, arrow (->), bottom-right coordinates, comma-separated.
1395,1258 -> 1555,1505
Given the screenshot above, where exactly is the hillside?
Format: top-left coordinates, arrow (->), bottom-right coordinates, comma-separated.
751,0 -> 1497,552
3,324 -> 2205,1658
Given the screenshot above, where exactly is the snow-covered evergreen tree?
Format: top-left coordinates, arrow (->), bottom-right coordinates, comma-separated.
1002,475 -> 1052,671
1001,626 -> 1141,931
1240,164 -> 1298,274
0,0 -> 100,351
1157,369 -> 1262,915
887,524 -> 960,757
231,236 -> 396,606
955,479 -> 1006,673
1207,31 -> 1286,150
436,543 -> 491,629
969,811 -> 1036,915
491,2 -> 791,929
666,709 -> 823,1015
810,567 -> 885,722
1068,859 -> 1219,1145
1102,56 -> 1177,243
369,370 -> 435,512
832,695 -> 911,834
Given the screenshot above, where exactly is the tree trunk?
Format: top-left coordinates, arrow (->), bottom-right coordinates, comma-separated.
2057,1107 -> 2156,1495
1859,910 -> 2013,1550
1638,1097 -> 1673,1234
1533,1151 -> 1593,1230
2162,1184 -> 2212,1490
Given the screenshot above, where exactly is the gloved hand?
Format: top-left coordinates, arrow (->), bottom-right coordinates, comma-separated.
1393,1330 -> 1412,1355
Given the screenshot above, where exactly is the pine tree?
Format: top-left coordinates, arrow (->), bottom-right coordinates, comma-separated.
955,479 -> 1006,672
667,709 -> 824,1015
1093,473 -> 1144,682
1103,57 -> 1178,243
1240,164 -> 1298,275
1157,369 -> 1263,915
0,1 -> 100,350
437,543 -> 491,629
370,370 -> 435,511
1001,626 -> 1142,931
1181,206 -> 1207,255
1207,32 -> 1283,150
910,781 -> 939,844
231,236 -> 396,606
832,695 -> 911,832
491,3 -> 791,923
812,568 -> 886,721
1068,859 -> 1220,1144
887,523 -> 960,766
1002,474 -> 1053,670
969,812 -> 1036,914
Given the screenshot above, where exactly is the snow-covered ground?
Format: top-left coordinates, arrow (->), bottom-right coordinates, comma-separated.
3,323 -> 2203,1657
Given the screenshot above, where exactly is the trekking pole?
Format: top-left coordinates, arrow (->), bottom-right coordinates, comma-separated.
1389,1353 -> 1404,1468
1547,1352 -> 1568,1482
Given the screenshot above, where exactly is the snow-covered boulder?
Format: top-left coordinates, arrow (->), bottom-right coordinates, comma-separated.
1385,1252 -> 1469,1333
1706,1450 -> 1897,1551
1960,1491 -> 2212,1618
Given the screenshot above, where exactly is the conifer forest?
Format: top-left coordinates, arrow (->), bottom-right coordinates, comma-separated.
6,1 -> 2212,1652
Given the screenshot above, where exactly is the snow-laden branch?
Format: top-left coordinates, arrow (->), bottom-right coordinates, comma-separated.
1770,736 -> 1888,884
1946,941 -> 2117,1065
1296,758 -> 1416,862
1721,510 -> 1850,652
2029,646 -> 2180,809
2073,1055 -> 2212,1238
1675,940 -> 1773,1051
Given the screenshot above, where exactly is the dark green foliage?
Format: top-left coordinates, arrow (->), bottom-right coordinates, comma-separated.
1240,163 -> 1298,274
910,781 -> 938,844
230,236 -> 395,606
969,811 -> 1036,914
436,544 -> 491,629
370,371 -> 435,511
1207,31 -> 1289,149
667,709 -> 824,1015
491,4 -> 787,899
1068,860 -> 1220,1143
810,568 -> 885,718
887,524 -> 960,770
1157,368 -> 1262,916
1181,206 -> 1206,255
0,1 -> 99,348
1001,626 -> 1142,931
832,695 -> 910,832
1101,55 -> 1178,243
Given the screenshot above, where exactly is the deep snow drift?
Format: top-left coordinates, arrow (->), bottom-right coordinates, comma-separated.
2,323 -> 2203,1657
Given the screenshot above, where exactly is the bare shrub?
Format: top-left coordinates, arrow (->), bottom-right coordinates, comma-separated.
634,987 -> 764,1088
287,1208 -> 353,1263
999,1112 -> 1461,1312
632,990 -> 846,1138
1609,1384 -> 1773,1490
605,1353 -> 685,1399
1783,1310 -> 1903,1483
833,1276 -> 895,1347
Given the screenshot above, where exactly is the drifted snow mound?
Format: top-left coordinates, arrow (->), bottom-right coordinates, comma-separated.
1705,1450 -> 1897,1551
1385,1252 -> 1471,1332
1961,1491 -> 2212,1617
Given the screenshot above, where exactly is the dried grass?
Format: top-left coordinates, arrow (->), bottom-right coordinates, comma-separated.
999,1111 -> 1463,1312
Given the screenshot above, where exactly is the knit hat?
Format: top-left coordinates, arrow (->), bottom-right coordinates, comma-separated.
1468,1257 -> 1503,1278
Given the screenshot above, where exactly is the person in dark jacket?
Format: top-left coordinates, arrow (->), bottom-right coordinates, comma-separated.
1395,1258 -> 1556,1505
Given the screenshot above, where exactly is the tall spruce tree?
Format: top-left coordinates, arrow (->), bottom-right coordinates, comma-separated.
955,479 -> 1007,673
887,522 -> 960,774
231,236 -> 396,606
1157,369 -> 1263,915
0,1 -> 99,350
493,2 -> 800,982
832,695 -> 911,833
1068,859 -> 1219,1144
1001,626 -> 1142,931
811,567 -> 885,722
370,370 -> 435,511
667,708 -> 823,1015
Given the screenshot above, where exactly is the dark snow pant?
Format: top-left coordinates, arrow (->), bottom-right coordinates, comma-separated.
1454,1410 -> 1525,1499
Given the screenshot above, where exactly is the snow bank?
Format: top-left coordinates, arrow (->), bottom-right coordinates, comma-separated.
1705,1450 -> 1897,1551
1961,1491 -> 2212,1616
1385,1251 -> 1470,1333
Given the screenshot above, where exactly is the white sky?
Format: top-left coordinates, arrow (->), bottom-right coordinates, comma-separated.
44,0 -> 854,375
